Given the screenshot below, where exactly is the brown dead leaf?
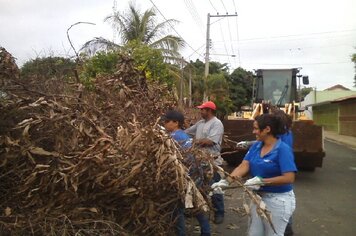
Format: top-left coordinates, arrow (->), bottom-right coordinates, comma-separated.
29,147 -> 59,157
89,207 -> 98,213
121,187 -> 138,196
4,207 -> 11,216
226,223 -> 240,230
22,124 -> 30,138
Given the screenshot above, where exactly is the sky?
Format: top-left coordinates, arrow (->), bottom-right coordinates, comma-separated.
1,0 -> 355,90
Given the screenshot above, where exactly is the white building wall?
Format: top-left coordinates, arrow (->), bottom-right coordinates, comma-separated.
301,90 -> 356,119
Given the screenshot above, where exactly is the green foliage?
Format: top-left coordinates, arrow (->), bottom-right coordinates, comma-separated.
79,52 -> 119,88
300,87 -> 313,100
122,41 -> 171,85
187,59 -> 231,105
207,73 -> 233,119
80,41 -> 172,87
209,61 -> 229,75
83,3 -> 184,59
206,73 -> 229,96
228,67 -> 254,111
188,59 -> 229,75
21,57 -> 76,79
184,59 -> 254,118
81,52 -> 119,79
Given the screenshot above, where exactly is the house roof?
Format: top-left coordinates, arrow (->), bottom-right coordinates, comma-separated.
309,95 -> 356,107
331,94 -> 356,103
324,84 -> 350,91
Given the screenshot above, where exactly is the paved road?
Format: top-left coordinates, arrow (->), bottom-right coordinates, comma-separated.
187,140 -> 356,235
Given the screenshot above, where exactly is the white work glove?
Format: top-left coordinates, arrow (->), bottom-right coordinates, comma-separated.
209,186 -> 224,195
244,176 -> 264,190
236,141 -> 248,148
236,141 -> 256,148
211,179 -> 230,190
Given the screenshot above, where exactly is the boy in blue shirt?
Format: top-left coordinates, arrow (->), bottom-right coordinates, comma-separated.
163,110 -> 211,236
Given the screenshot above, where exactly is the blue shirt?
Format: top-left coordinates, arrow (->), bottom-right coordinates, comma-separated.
244,139 -> 297,193
171,130 -> 192,150
278,131 -> 293,149
170,129 -> 205,187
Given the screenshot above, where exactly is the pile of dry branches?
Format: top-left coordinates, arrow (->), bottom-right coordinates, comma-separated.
0,51 -> 207,235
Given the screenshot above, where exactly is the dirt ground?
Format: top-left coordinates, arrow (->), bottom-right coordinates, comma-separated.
186,140 -> 356,235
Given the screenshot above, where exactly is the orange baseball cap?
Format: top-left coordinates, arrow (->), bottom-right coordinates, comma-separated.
197,101 -> 216,110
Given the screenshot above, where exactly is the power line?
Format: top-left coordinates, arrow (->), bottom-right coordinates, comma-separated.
148,0 -> 204,58
183,0 -> 204,34
232,0 -> 241,66
242,61 -> 351,66
211,33 -> 356,46
187,44 -> 205,58
214,29 -> 356,43
208,0 -> 218,14
212,42 -> 354,51
219,0 -> 228,14
214,0 -> 237,68
232,0 -> 237,13
218,21 -> 232,66
218,0 -> 236,67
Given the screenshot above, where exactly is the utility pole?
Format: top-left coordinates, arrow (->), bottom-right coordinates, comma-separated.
203,13 -> 238,101
203,13 -> 211,102
189,67 -> 192,107
180,57 -> 184,105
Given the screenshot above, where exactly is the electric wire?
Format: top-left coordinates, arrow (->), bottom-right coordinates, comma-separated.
232,0 -> 241,66
148,0 -> 204,58
183,0 -> 204,35
219,0 -> 236,68
212,43 -> 354,52
219,0 -> 228,14
218,21 -> 232,66
213,29 -> 356,43
241,61 -> 351,66
208,0 -> 218,14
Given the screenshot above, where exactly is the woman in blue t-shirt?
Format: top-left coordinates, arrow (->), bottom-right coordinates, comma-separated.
231,114 -> 297,236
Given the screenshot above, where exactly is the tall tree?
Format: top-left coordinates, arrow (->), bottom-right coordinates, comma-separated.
82,3 -> 184,59
228,67 -> 254,111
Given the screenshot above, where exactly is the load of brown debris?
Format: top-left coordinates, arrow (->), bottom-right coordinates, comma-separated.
0,48 -> 208,235
0,48 -> 275,235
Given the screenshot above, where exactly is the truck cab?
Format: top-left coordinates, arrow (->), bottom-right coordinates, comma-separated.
223,68 -> 325,171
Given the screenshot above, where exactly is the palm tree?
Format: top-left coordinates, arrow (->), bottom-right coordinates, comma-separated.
82,3 -> 184,59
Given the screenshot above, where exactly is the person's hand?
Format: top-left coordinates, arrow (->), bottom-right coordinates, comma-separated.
211,179 -> 229,189
244,176 -> 264,190
236,141 -> 256,148
236,141 -> 248,148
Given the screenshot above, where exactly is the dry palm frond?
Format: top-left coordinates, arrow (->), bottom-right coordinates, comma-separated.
0,52 -> 205,235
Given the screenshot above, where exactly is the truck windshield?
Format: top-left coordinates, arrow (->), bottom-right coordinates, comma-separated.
262,70 -> 293,105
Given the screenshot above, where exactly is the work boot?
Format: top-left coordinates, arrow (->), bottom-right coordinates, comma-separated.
213,215 -> 224,224
284,224 -> 294,236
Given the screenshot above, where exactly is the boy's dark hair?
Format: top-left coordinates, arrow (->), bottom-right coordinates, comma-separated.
163,110 -> 185,128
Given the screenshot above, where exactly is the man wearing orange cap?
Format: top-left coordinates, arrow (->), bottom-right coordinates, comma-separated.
185,101 -> 225,224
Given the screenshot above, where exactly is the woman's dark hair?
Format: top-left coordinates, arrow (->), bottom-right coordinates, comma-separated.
255,113 -> 286,137
272,109 -> 293,131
